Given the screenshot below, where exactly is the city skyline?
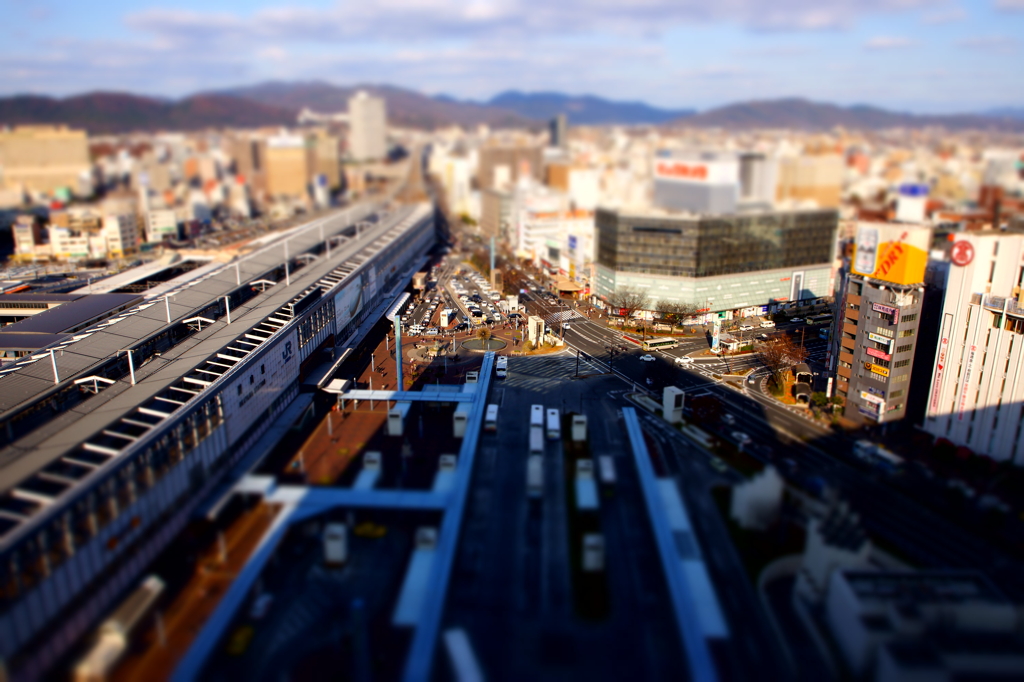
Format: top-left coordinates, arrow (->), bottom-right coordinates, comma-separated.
2,0 -> 1024,113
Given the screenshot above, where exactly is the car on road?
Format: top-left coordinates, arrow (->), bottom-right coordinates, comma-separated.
639,354 -> 656,362
739,324 -> 754,331
709,457 -> 729,473
721,413 -> 736,425
249,593 -> 274,620
562,322 -> 570,329
426,327 -> 439,336
790,317 -> 803,323
674,356 -> 694,365
760,321 -> 775,328
731,431 -> 752,446
759,333 -> 769,340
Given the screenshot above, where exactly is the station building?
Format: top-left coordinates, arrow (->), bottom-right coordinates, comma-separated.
0,202 -> 436,679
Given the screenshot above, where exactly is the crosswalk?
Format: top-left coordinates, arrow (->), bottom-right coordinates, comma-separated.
542,308 -> 586,326
503,354 -> 582,393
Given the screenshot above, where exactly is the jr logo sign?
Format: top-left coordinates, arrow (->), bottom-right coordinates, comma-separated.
282,340 -> 294,363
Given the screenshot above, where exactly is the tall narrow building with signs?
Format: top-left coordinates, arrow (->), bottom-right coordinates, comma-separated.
831,223 -> 932,425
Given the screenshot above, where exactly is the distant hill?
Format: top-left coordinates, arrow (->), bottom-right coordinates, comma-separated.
210,81 -> 534,130
675,98 -> 1024,132
485,90 -> 695,125
3,86 -> 1023,134
984,107 -> 1024,121
0,92 -> 296,134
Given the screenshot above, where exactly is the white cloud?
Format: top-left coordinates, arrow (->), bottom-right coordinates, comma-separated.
956,34 -> 1017,52
733,45 -> 817,58
123,0 -> 936,47
921,7 -> 967,24
864,35 -> 916,49
994,0 -> 1024,11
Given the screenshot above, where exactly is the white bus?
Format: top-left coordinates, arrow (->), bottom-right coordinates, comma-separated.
527,455 -> 544,497
546,408 -> 561,440
529,426 -> 544,455
642,337 -> 679,351
484,404 -> 499,432
495,356 -> 508,379
530,404 -> 544,428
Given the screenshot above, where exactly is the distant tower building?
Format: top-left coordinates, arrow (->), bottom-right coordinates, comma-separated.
549,114 -> 567,149
348,91 -> 387,162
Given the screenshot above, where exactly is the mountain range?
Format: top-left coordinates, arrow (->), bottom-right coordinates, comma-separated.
1,81 -> 1022,134
0,92 -> 297,135
680,98 -> 1024,132
476,91 -> 693,125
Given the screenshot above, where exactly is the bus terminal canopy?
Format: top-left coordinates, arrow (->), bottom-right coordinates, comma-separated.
553,277 -> 584,292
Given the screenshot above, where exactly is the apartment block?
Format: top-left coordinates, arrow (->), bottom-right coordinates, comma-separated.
0,125 -> 91,196
265,135 -> 313,199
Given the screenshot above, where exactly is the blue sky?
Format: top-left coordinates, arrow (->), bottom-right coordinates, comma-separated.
2,0 -> 1023,112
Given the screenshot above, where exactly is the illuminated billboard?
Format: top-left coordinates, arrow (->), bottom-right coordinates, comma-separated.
850,223 -> 930,286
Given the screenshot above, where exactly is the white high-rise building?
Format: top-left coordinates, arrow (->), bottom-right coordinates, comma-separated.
348,91 -> 387,162
924,231 -> 1024,464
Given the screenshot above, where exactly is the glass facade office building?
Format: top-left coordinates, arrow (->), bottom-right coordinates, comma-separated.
594,208 -> 839,315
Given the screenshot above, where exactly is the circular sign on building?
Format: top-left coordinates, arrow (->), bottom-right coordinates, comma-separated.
950,240 -> 974,267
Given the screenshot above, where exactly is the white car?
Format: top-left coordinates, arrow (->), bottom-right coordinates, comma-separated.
739,324 -> 754,331
731,431 -> 752,446
674,356 -> 694,365
426,327 -> 439,336
639,354 -> 656,362
722,413 -> 736,425
791,317 -> 803,323
760,321 -> 775,328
